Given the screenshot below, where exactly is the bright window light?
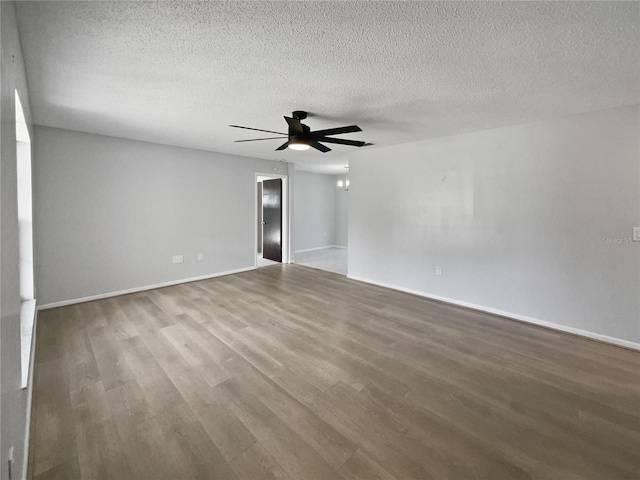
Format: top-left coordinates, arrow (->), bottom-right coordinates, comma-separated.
16,91 -> 33,301
16,90 -> 35,389
16,94 -> 29,143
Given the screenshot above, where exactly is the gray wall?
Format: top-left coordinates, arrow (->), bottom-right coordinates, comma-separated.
34,126 -> 287,306
348,105 -> 640,346
1,2 -> 34,479
293,171 -> 337,251
335,187 -> 348,247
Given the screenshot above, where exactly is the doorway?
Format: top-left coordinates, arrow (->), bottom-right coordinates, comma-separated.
256,173 -> 289,267
292,169 -> 348,276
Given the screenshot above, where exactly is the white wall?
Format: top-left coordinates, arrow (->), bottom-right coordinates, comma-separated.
348,105 -> 640,347
1,2 -> 35,479
293,170 -> 337,251
335,186 -> 348,248
34,127 -> 287,306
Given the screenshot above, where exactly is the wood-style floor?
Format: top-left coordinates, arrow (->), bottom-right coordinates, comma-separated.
30,265 -> 640,480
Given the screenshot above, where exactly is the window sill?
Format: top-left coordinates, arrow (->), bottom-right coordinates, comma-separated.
20,299 -> 36,389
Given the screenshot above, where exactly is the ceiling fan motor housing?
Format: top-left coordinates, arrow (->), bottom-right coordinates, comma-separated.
292,110 -> 308,120
290,123 -> 311,142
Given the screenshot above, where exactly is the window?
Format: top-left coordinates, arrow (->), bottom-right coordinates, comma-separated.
16,90 -> 35,388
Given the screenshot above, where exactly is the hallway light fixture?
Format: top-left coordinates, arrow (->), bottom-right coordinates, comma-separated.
337,166 -> 350,191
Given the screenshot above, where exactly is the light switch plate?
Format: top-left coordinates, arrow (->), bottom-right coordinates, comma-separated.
172,255 -> 183,264
634,227 -> 640,242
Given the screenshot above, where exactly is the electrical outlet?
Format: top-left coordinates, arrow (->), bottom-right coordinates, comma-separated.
8,446 -> 14,480
435,266 -> 442,275
172,255 -> 183,264
197,253 -> 203,261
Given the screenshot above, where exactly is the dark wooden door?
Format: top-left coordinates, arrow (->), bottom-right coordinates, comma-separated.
262,179 -> 282,262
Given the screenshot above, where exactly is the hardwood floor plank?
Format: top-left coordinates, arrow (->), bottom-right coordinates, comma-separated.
86,327 -> 135,391
35,308 -> 67,363
94,298 -> 139,340
216,377 -> 345,480
188,392 -> 259,463
118,335 -> 185,416
307,397 -> 434,480
63,323 -> 101,394
118,417 -> 174,479
160,323 -> 234,388
33,456 -> 81,480
236,368 -> 357,469
70,381 -> 111,427
73,414 -> 133,480
229,442 -> 292,480
337,449 -> 397,480
31,359 -> 77,477
140,330 -> 218,406
267,366 -> 324,409
154,403 -> 240,480
103,380 -> 152,439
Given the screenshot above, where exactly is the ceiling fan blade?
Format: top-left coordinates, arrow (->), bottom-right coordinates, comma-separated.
275,141 -> 290,151
315,137 -> 366,147
229,125 -> 287,135
311,125 -> 362,137
284,116 -> 304,134
309,141 -> 331,153
235,136 -> 288,143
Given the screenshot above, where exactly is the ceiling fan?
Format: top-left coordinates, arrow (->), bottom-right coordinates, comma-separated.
230,111 -> 366,153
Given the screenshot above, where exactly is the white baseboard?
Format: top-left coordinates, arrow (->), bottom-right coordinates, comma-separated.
295,245 -> 348,253
295,245 -> 333,253
37,266 -> 257,310
347,275 -> 640,351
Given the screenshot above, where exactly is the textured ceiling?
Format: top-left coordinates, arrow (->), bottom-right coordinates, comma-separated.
15,1 -> 640,174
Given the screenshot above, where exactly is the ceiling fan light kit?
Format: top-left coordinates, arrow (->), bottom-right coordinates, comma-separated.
230,111 -> 366,153
287,139 -> 311,151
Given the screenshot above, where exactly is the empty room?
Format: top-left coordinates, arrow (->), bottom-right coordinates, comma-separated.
1,1 -> 639,480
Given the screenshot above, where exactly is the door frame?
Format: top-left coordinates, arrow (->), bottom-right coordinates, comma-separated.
255,173 -> 290,266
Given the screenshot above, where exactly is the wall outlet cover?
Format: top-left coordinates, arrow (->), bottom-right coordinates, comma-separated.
172,255 -> 183,264
8,446 -> 14,480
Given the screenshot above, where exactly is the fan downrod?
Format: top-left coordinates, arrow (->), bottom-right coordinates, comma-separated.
292,110 -> 308,120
